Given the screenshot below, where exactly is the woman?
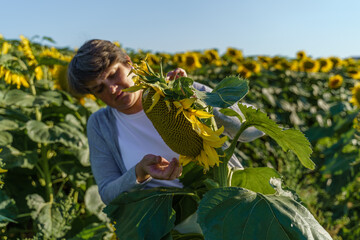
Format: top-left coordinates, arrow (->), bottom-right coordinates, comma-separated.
67,39 -> 263,206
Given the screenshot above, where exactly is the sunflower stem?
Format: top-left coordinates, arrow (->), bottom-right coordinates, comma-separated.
213,161 -> 229,187
214,123 -> 249,187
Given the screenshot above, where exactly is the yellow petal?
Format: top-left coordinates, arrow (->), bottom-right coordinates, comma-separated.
179,155 -> 193,166
145,91 -> 161,113
193,110 -> 213,119
180,98 -> 195,109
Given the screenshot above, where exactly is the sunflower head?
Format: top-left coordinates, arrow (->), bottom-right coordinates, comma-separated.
328,75 -> 343,89
347,68 -> 360,80
123,61 -> 227,171
318,58 -> 333,73
299,58 -> 320,73
296,50 -> 307,60
350,82 -> 360,108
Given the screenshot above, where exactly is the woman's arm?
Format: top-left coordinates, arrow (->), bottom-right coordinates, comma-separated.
87,113 -> 149,204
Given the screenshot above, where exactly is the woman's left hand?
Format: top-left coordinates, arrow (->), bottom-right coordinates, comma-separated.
166,68 -> 187,81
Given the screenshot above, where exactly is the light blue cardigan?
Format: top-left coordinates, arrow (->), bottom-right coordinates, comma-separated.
87,82 -> 264,204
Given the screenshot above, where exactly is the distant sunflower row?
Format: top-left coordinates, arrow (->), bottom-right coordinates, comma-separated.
0,34 -> 359,108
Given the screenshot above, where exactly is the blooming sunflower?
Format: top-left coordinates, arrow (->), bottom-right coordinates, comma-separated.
1,42 -> 11,55
299,58 -> 320,73
123,62 -> 227,171
296,50 -> 307,60
0,66 -> 29,89
318,58 -> 333,73
350,82 -> 360,108
329,56 -> 343,69
328,75 -> 343,89
203,49 -> 222,66
347,68 -> 360,80
180,52 -> 202,72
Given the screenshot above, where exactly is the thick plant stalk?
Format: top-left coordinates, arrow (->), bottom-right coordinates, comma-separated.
213,123 -> 249,187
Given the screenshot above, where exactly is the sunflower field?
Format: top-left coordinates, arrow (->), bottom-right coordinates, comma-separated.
0,35 -> 359,239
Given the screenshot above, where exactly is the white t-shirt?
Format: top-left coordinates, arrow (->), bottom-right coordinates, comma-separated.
112,108 -> 183,188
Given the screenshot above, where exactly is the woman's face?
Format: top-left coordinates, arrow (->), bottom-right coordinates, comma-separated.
86,62 -> 143,114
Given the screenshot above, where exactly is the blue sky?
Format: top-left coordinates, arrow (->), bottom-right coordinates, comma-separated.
1,0 -> 359,59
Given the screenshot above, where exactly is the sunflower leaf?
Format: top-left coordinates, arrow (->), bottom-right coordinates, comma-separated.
201,76 -> 248,108
170,77 -> 194,98
238,104 -> 315,170
231,167 -> 281,194
103,188 -> 199,240
197,187 -> 332,240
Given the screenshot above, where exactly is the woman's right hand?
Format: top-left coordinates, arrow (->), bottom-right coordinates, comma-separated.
135,154 -> 182,183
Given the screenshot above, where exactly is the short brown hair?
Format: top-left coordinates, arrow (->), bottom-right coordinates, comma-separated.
67,39 -> 129,94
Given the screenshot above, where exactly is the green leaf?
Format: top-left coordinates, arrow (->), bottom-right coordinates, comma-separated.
103,188 -> 199,240
26,193 -> 79,239
171,77 -> 194,98
197,187 -> 332,240
201,76 -> 248,108
34,90 -> 63,106
84,185 -> 108,222
231,167 -> 281,194
321,151 -> 360,175
0,146 -> 38,169
69,223 -> 110,240
238,104 -> 315,170
26,120 -> 87,149
0,119 -> 19,131
3,89 -> 36,107
0,131 -> 12,146
0,190 -> 17,226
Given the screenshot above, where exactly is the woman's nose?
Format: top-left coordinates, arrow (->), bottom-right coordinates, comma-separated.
109,84 -> 118,94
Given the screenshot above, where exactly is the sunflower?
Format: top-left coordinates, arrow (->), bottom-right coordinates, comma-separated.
123,62 -> 227,171
0,66 -> 29,89
180,52 -> 202,72
299,58 -> 320,73
1,42 -> 11,55
203,49 -> 222,66
329,56 -> 343,69
350,82 -> 360,108
146,53 -> 160,66
318,58 -> 333,73
225,47 -> 243,59
347,68 -> 360,80
328,75 -> 343,89
237,65 -> 251,78
19,35 -> 38,67
296,50 -> 307,60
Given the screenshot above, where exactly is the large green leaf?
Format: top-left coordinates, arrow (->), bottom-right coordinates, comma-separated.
197,187 -> 332,240
0,190 -> 17,226
3,89 -> 36,107
69,223 -> 110,240
237,104 -> 315,170
103,188 -> 199,240
0,131 -> 12,146
34,90 -> 63,107
231,167 -> 281,194
200,76 -> 249,108
84,185 -> 107,222
26,120 -> 87,149
26,193 -> 79,239
0,119 -> 19,131
0,146 -> 38,169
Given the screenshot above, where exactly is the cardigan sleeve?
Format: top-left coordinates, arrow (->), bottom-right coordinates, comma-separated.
87,111 -> 151,204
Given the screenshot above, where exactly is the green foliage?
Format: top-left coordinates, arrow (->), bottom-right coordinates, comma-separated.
231,167 -> 281,194
1,36 -> 360,239
197,186 -> 332,240
103,188 -> 199,240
